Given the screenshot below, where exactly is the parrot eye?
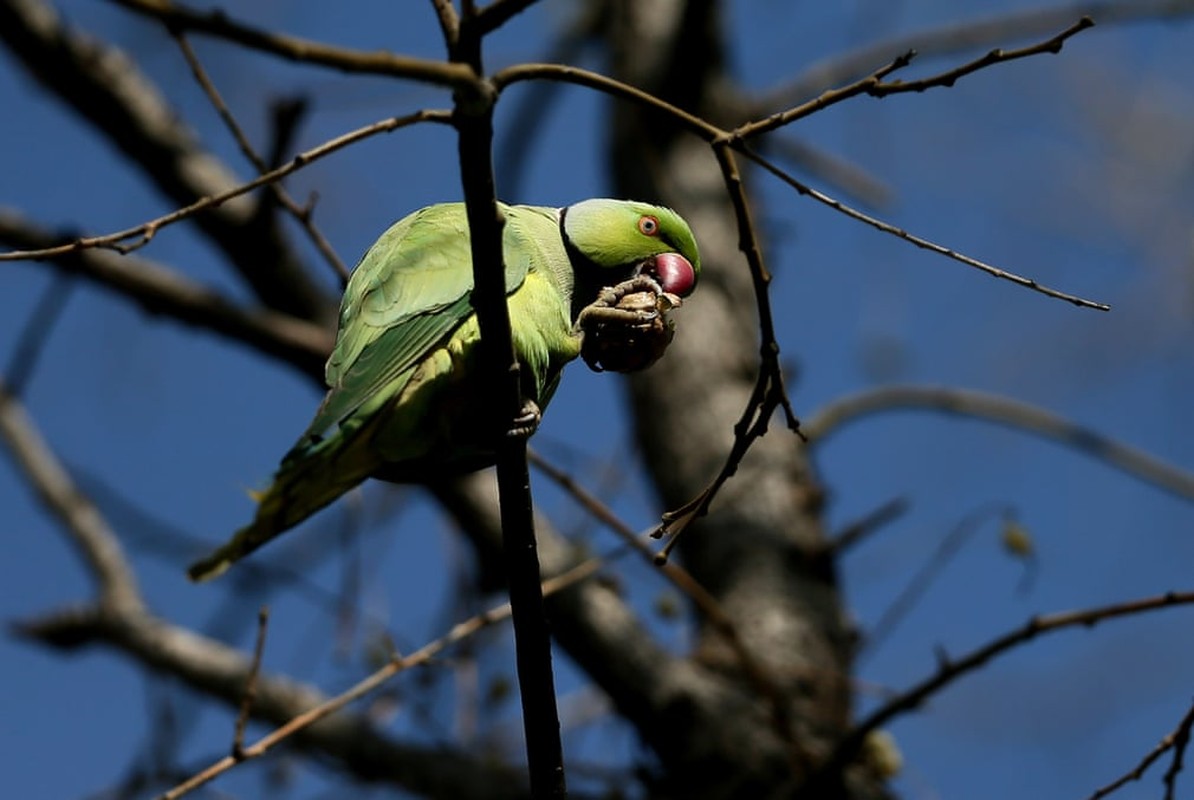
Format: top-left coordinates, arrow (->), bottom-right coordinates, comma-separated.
638,215 -> 660,236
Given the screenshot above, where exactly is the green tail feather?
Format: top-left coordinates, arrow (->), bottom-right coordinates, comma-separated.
187,434 -> 377,582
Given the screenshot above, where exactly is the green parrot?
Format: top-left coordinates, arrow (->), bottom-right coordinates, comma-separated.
189,199 -> 700,581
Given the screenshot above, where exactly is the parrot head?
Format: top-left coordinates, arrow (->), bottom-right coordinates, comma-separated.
560,199 -> 701,312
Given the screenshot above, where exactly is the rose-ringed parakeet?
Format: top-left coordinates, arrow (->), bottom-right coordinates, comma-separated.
188,199 -> 700,581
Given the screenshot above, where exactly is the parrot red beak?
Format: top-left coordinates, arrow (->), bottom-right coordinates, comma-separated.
638,252 -> 696,298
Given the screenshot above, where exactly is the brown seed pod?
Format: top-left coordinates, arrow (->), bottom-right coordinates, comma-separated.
580,289 -> 682,373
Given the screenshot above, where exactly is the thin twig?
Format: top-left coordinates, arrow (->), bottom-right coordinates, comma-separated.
759,135 -> 895,211
109,0 -> 476,87
0,111 -> 452,262
171,33 -> 350,282
803,385 -> 1194,504
494,57 -> 1109,312
1,0 -> 328,318
738,17 -> 1092,141
1163,701 -> 1194,800
812,589 -> 1194,788
827,496 -> 910,555
156,558 -> 602,800
758,3 -> 1194,113
1088,698 -> 1194,799
861,504 -> 1012,659
870,17 -> 1095,96
734,50 -> 916,140
527,450 -> 802,752
741,145 -> 1108,310
651,143 -> 803,559
231,606 -> 270,759
0,211 -> 332,380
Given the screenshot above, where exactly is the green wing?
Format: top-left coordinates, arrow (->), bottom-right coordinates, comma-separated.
300,203 -> 545,444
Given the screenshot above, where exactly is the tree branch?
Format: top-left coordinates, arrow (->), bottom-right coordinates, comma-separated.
756,1 -> 1194,113
13,604 -> 535,800
816,589 -> 1194,787
108,0 -> 476,87
0,111 -> 452,263
0,210 -> 332,380
433,472 -> 795,795
804,385 -> 1194,504
740,145 -> 1109,310
170,32 -> 350,283
493,62 -> 1110,312
0,376 -> 143,614
1089,698 -> 1194,800
738,16 -> 1094,141
0,0 -> 327,319
451,14 -> 565,796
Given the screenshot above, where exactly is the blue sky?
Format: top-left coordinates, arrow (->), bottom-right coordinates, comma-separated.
3,2 -> 1194,798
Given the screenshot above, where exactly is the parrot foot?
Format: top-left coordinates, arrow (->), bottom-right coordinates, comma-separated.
576,275 -> 670,331
576,275 -> 683,373
507,399 -> 542,439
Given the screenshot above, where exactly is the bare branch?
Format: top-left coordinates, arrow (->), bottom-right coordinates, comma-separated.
431,473 -> 794,792
0,377 -> 143,614
0,210 -> 332,380
741,15 -> 1093,144
869,17 -> 1094,97
1164,702 -> 1194,800
527,450 -> 800,751
1088,698 -> 1194,799
741,147 -> 1110,310
231,606 -> 270,759
452,13 -> 566,788
815,589 -> 1194,788
12,600 -> 541,800
758,2 -> 1194,112
108,0 -> 476,87
430,0 -> 460,47
0,0 -> 327,318
653,143 -> 804,559
494,62 -> 1110,311
154,556 -> 600,798
734,50 -> 917,141
861,504 -> 1013,659
804,385 -> 1194,504
171,33 -> 350,283
0,111 -> 452,263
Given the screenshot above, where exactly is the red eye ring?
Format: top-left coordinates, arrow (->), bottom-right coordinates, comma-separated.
638,215 -> 660,236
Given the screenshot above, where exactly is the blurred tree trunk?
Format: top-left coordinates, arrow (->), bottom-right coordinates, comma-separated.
603,1 -> 882,797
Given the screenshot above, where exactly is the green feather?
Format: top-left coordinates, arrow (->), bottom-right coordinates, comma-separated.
189,199 -> 699,581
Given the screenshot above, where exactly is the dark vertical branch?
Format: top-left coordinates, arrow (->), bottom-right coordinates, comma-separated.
450,11 -> 566,799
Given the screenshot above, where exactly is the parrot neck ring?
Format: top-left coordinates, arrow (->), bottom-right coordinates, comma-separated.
558,205 -> 599,274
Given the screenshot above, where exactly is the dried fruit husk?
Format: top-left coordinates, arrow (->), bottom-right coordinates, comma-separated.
581,290 -> 682,373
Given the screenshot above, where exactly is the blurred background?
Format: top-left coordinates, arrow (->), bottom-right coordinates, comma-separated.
2,1 -> 1194,798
